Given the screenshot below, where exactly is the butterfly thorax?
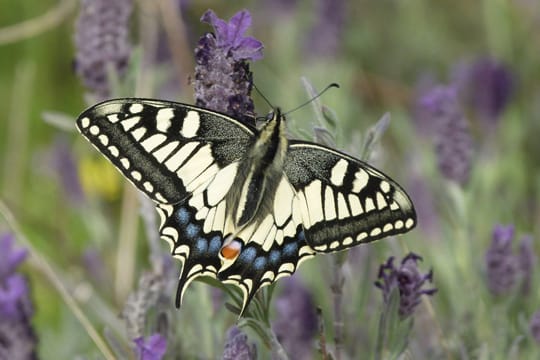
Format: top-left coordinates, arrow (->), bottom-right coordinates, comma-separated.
228,108 -> 288,229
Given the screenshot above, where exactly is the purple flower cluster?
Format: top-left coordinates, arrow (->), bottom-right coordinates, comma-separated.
134,334 -> 167,360
221,326 -> 257,360
194,10 -> 263,125
74,0 -> 133,98
415,57 -> 514,185
454,57 -> 514,125
485,224 -> 535,296
0,232 -> 37,359
273,277 -> 318,359
375,253 -> 437,319
418,85 -> 473,185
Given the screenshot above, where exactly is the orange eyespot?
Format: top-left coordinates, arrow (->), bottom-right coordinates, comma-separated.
220,240 -> 242,260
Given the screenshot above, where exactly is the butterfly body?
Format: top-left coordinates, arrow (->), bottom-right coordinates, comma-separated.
77,99 -> 416,314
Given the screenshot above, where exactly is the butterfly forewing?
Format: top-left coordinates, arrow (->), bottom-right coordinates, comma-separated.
284,141 -> 416,253
76,99 -> 255,204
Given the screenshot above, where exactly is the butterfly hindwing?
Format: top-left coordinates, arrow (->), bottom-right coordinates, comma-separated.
76,99 -> 255,204
217,176 -> 315,313
284,141 -> 416,253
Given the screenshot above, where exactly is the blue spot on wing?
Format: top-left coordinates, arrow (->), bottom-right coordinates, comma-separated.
283,242 -> 298,256
185,223 -> 200,238
195,238 -> 207,253
176,207 -> 190,225
269,250 -> 280,264
237,247 -> 257,265
253,257 -> 266,270
208,236 -> 222,254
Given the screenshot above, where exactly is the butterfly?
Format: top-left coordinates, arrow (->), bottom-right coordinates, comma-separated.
76,99 -> 416,314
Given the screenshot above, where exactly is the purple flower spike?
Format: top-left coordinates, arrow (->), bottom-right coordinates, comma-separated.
375,253 -> 437,319
273,276 -> 317,359
201,10 -> 263,61
0,233 -> 37,359
221,326 -> 257,360
134,334 -> 167,360
455,58 -> 514,124
485,224 -> 518,296
74,0 -> 133,98
194,9 -> 263,125
419,85 -> 474,186
0,233 -> 28,281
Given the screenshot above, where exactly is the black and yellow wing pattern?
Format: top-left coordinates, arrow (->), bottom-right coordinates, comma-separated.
77,98 -> 416,314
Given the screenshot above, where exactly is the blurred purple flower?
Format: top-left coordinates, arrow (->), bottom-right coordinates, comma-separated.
0,233 -> 27,281
419,85 -> 474,185
485,224 -> 519,296
454,58 -> 514,124
518,235 -> 536,296
305,0 -> 346,57
273,276 -> 317,359
51,137 -> 85,205
530,310 -> 540,344
134,334 -> 167,360
375,253 -> 437,319
74,0 -> 133,98
194,9 -> 263,125
221,326 -> 257,360
200,10 -> 263,61
0,233 -> 37,359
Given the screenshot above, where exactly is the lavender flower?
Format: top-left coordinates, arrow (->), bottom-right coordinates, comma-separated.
221,326 -> 257,360
454,57 -> 514,125
273,276 -> 317,359
0,233 -> 37,359
530,310 -> 540,344
194,9 -> 263,125
305,0 -> 346,57
518,235 -> 536,296
74,0 -> 133,98
375,253 -> 437,319
485,224 -> 519,296
134,334 -> 167,360
419,85 -> 474,185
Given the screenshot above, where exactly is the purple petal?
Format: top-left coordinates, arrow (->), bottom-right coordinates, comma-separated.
228,10 -> 253,48
0,274 -> 28,319
232,37 -> 264,61
0,233 -> 28,281
134,334 -> 167,360
201,10 -> 228,43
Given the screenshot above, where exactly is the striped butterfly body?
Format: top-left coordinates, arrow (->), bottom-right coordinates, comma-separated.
77,99 -> 416,314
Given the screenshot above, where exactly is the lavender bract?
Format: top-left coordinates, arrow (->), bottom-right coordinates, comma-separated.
375,253 -> 437,319
194,9 -> 263,125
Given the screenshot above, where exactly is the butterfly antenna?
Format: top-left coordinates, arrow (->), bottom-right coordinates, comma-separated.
283,83 -> 340,116
253,83 -> 274,109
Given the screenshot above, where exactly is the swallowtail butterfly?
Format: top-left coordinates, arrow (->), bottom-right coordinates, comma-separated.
77,99 -> 416,314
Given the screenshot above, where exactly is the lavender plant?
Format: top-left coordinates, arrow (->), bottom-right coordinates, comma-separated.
0,232 -> 37,360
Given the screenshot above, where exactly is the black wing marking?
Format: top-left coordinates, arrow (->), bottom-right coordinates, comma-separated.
284,141 -> 416,253
76,98 -> 256,204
